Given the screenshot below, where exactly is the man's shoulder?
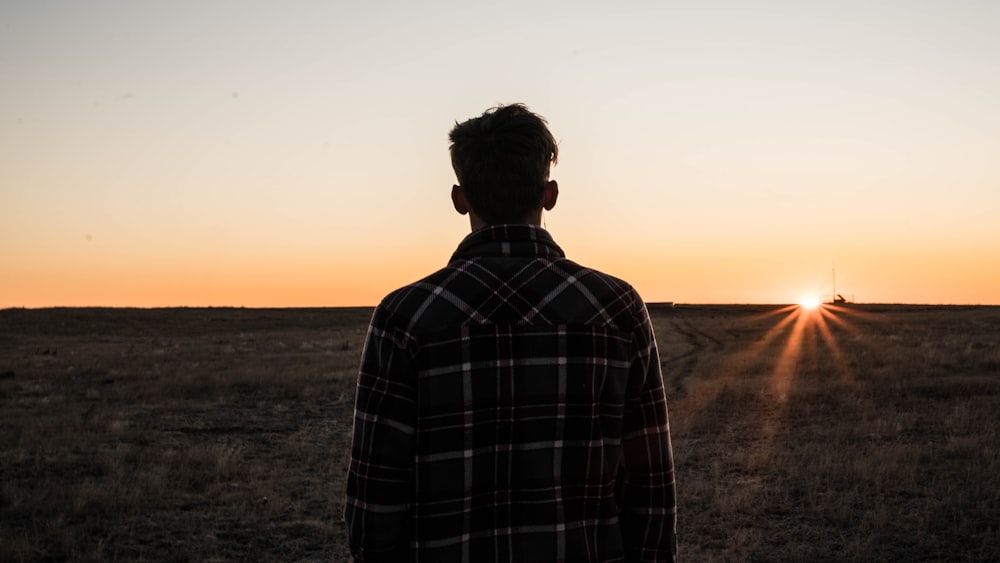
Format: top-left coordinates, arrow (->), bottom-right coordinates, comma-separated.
370,265 -> 459,330
373,257 -> 647,335
560,259 -> 637,295
378,265 -> 454,309
548,258 -> 649,325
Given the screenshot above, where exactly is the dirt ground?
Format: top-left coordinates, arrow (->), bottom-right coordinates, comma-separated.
2,304 -> 998,561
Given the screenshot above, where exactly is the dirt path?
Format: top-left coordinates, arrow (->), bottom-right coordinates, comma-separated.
655,308 -> 726,392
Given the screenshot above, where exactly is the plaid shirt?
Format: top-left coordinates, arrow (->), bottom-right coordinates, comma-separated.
345,225 -> 676,562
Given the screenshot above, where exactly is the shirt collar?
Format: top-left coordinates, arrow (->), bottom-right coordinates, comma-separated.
449,224 -> 566,263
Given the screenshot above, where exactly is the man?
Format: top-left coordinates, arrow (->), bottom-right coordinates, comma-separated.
345,104 -> 676,562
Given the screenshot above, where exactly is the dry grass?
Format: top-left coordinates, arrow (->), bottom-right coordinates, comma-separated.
1,304 -> 998,561
0,308 -> 368,562
657,304 -> 1000,563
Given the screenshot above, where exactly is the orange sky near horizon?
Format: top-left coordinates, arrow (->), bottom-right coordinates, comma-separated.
2,2 -> 998,308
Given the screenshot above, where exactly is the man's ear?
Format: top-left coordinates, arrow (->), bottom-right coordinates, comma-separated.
542,180 -> 559,211
451,184 -> 469,215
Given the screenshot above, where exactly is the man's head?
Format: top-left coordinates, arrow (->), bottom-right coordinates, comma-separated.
449,103 -> 559,227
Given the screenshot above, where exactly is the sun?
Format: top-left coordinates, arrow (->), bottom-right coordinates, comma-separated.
799,297 -> 821,310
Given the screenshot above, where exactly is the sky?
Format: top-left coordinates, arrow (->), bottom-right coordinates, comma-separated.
2,0 -> 998,307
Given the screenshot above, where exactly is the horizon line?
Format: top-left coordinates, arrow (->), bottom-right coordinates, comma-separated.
3,302 -> 999,311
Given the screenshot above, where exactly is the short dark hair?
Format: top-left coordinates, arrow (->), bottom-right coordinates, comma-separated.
449,104 -> 558,225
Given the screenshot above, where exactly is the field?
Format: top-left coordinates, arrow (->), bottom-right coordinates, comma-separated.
2,304 -> 999,562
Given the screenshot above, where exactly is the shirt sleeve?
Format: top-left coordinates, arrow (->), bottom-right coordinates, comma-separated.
344,305 -> 418,562
619,300 -> 678,562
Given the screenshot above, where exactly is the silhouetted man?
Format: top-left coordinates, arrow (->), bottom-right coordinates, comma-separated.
345,103 -> 676,562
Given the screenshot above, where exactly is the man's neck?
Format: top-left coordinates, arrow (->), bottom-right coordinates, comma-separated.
468,211 -> 543,231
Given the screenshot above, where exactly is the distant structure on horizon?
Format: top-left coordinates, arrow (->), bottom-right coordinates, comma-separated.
823,267 -> 855,304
